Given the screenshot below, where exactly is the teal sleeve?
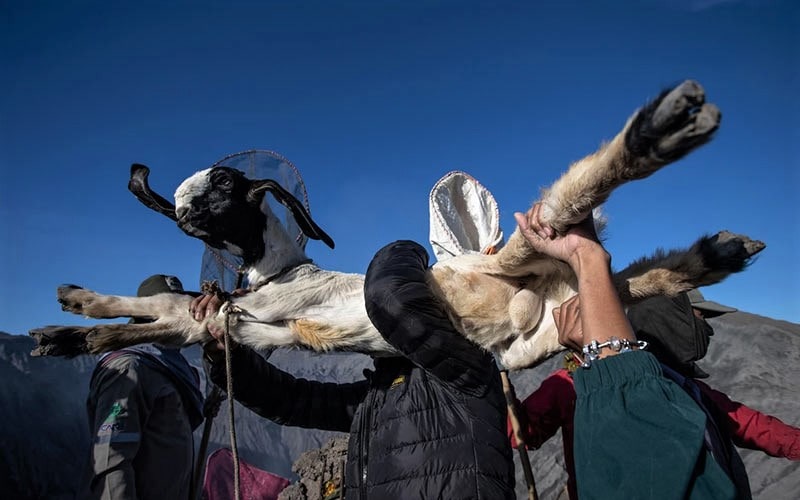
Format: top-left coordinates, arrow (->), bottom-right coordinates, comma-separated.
572,351 -> 736,500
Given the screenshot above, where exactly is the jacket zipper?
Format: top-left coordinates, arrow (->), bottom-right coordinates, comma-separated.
358,388 -> 376,498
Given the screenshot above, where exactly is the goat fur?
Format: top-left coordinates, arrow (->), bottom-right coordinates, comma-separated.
30,80 -> 765,370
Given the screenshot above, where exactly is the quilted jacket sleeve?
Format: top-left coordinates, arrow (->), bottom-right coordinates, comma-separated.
208,346 -> 368,432
363,239 -> 499,397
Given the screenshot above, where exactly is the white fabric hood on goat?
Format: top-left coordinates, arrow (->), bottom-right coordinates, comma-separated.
428,171 -> 504,261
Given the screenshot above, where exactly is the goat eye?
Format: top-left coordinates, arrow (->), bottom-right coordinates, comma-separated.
212,173 -> 233,189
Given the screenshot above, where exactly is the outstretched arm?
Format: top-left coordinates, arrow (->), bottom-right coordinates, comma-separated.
364,240 -> 500,396
515,203 -> 738,499
696,380 -> 800,460
193,293 -> 367,432
205,345 -> 366,432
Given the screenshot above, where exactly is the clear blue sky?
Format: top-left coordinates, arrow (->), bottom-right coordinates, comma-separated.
1,0 -> 798,336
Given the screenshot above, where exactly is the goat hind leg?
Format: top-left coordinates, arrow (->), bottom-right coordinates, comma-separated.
613,230 -> 765,304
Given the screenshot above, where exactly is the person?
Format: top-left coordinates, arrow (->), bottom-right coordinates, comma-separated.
626,290 -> 800,497
193,242 -> 516,499
84,274 -> 205,500
513,203 -> 740,499
512,287 -> 800,499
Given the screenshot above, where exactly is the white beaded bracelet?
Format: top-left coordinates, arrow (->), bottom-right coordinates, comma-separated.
580,337 -> 648,368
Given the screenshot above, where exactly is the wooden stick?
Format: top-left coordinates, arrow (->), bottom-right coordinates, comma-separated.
501,370 -> 539,500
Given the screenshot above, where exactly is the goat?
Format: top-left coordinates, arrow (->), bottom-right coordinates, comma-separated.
30,80 -> 765,370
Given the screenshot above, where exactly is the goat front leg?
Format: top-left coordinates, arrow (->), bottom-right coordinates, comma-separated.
56,285 -> 194,321
613,230 -> 766,303
86,321 -> 201,353
29,321 -> 199,356
29,326 -> 92,357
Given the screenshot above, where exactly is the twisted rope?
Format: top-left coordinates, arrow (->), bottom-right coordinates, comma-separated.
223,306 -> 241,500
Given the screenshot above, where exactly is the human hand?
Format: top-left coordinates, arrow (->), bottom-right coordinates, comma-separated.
189,288 -> 248,321
553,295 -> 584,352
202,322 -> 228,361
514,203 -> 607,269
190,293 -> 225,321
192,288 -> 248,359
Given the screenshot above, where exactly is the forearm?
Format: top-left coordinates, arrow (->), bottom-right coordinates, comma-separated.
698,382 -> 800,459
208,346 -> 364,432
570,246 -> 636,351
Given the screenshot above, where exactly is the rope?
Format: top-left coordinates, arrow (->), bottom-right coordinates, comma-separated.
224,307 -> 241,500
190,273 -> 246,500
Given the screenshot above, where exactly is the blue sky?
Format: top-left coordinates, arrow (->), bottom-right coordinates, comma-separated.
1,0 -> 797,336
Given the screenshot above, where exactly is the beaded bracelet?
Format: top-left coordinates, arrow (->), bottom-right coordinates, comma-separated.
580,337 -> 648,368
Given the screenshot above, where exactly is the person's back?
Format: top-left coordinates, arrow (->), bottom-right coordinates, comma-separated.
85,275 -> 203,500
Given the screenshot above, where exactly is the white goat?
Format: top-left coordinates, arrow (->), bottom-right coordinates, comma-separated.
30,80 -> 764,370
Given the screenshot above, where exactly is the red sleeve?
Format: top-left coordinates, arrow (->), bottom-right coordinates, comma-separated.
509,369 -> 576,449
696,381 -> 800,460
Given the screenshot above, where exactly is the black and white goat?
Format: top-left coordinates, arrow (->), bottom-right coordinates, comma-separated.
30,80 -> 765,370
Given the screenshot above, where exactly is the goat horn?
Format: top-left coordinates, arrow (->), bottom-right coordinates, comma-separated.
128,164 -> 179,222
249,180 -> 336,249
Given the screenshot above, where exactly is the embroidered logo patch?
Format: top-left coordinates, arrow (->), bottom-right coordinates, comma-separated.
103,402 -> 123,424
98,402 -> 125,434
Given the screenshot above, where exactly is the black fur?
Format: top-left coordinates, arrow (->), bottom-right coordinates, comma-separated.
625,80 -> 720,164
29,326 -> 91,358
179,167 -> 268,265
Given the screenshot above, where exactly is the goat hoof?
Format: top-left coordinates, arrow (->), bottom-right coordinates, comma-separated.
626,79 -> 721,165
28,326 -> 90,357
703,230 -> 766,272
57,285 -> 95,315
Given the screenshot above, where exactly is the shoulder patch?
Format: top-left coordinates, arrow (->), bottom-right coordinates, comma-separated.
103,402 -> 123,424
390,375 -> 406,388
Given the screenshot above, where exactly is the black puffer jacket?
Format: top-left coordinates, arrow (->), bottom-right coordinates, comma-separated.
210,240 -> 514,499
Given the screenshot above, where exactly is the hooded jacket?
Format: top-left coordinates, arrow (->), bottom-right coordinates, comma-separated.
210,240 -> 514,499
85,344 -> 203,500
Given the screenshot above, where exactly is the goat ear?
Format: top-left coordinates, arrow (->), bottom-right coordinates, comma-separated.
249,180 -> 335,249
128,164 -> 179,222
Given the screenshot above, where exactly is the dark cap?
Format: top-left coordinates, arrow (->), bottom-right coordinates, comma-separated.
137,274 -> 184,297
687,288 -> 737,318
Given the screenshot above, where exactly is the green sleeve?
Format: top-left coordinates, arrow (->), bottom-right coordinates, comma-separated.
572,351 -> 736,500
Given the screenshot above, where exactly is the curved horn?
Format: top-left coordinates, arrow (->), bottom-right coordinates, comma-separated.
128,164 -> 178,222
249,180 -> 335,249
